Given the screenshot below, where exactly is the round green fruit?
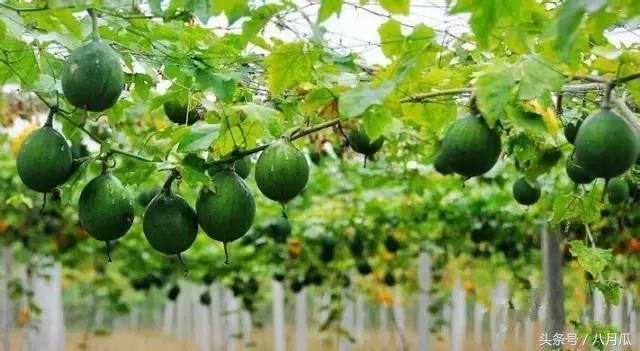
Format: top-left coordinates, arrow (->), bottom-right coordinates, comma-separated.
565,157 -> 594,184
199,292 -> 211,306
356,260 -> 372,275
512,177 -> 541,206
384,235 -> 400,253
349,235 -> 365,257
17,126 -> 73,193
196,170 -> 256,244
167,285 -> 180,301
62,39 -> 124,111
574,108 -> 639,179
440,114 -> 501,178
383,272 -> 396,286
233,157 -> 251,179
319,236 -> 336,263
348,128 -> 384,155
208,157 -> 251,179
143,191 -> 198,255
304,266 -> 324,285
268,218 -> 292,243
563,118 -> 583,145
163,100 -> 200,125
433,152 -> 452,175
607,178 -> 630,204
255,139 -> 309,203
78,173 -> 134,241
290,279 -> 304,292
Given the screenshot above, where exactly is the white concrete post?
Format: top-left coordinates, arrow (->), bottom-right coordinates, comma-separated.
272,280 -> 286,351
339,278 -> 355,351
295,288 -> 307,351
450,279 -> 466,351
225,289 -> 239,351
1,248 -> 13,351
211,284 -> 225,350
417,252 -> 432,351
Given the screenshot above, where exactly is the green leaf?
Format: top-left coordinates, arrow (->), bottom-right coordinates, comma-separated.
212,0 -> 250,23
554,0 -> 586,62
594,280 -> 621,305
362,105 -> 392,140
378,20 -> 404,59
180,154 -> 213,188
100,140 -> 113,155
0,33 -> 39,89
568,241 -> 612,277
475,65 -> 516,127
380,0 -> 410,15
317,0 -> 343,23
59,159 -> 92,205
121,163 -> 156,186
233,103 -> 279,123
300,88 -> 335,115
549,192 -> 602,225
177,124 -> 221,153
505,133 -> 562,178
195,70 -> 235,102
517,55 -> 565,101
505,103 -> 547,134
403,102 -> 456,136
132,74 -> 153,101
264,42 -> 318,94
339,81 -> 396,118
0,8 -> 25,37
242,4 -> 285,46
450,0 -> 514,48
29,74 -> 58,93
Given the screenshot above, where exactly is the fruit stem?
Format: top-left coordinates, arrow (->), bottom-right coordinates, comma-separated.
280,203 -> 288,219
602,82 -> 614,108
337,122 -> 350,147
555,93 -> 563,120
41,192 -> 47,211
106,241 -> 112,262
223,242 -> 230,265
88,8 -> 99,39
100,160 -> 109,174
177,253 -> 188,276
44,108 -> 55,127
162,169 -> 181,193
469,93 -> 479,114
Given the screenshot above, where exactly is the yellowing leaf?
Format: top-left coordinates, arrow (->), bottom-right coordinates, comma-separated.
0,219 -> 9,235
525,100 -> 559,135
151,117 -> 169,130
11,124 -> 38,156
376,287 -> 393,306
